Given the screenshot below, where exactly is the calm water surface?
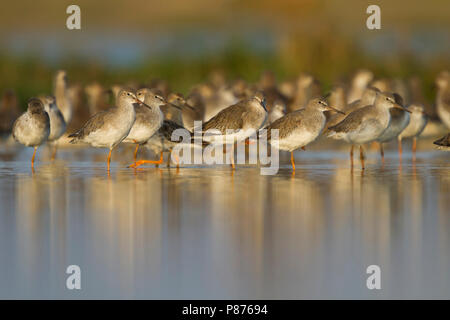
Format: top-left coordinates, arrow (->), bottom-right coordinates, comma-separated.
0,145 -> 449,299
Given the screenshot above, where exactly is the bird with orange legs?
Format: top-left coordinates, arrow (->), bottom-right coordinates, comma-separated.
12,98 -> 50,170
197,92 -> 268,169
128,119 -> 195,169
328,92 -> 411,169
265,98 -> 344,172
123,88 -> 167,165
376,94 -> 410,163
68,90 -> 138,171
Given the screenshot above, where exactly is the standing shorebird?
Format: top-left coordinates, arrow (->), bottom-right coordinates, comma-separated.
376,94 -> 410,162
198,92 -> 268,168
433,133 -> 450,150
123,88 -> 165,164
328,92 -> 411,169
12,98 -> 50,169
436,71 -> 450,129
54,70 -> 73,126
398,104 -> 428,159
324,87 -> 379,133
39,96 -> 66,160
265,98 -> 344,171
68,90 -> 138,171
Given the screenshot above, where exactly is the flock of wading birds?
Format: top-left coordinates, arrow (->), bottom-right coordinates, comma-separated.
1,69 -> 449,172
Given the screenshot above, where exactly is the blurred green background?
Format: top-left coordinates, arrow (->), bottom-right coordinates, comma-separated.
0,0 -> 449,107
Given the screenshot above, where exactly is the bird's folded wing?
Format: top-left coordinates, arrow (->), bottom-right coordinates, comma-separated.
328,107 -> 368,133
69,110 -> 107,138
201,103 -> 245,133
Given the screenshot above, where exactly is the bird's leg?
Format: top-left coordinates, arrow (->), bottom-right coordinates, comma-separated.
133,144 -> 139,163
173,153 -> 180,169
291,151 -> 296,172
359,145 -> 365,170
31,146 -> 38,169
398,138 -> 403,161
128,152 -> 164,168
350,145 -> 354,168
167,150 -> 172,167
51,142 -> 58,161
412,137 -> 417,161
107,148 -> 112,171
380,143 -> 384,164
230,144 -> 235,169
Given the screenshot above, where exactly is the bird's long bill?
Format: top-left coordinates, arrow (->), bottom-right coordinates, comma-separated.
327,106 -> 345,115
261,99 -> 268,112
183,102 -> 196,111
134,98 -> 148,108
394,103 -> 411,113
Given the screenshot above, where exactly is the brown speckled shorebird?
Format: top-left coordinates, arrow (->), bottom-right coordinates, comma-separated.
265,98 -> 344,171
123,88 -> 166,164
199,92 -> 268,169
328,92 -> 411,169
325,87 -> 379,133
12,98 -> 50,169
68,90 -> 138,171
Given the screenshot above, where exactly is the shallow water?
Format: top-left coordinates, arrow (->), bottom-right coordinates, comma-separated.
0,145 -> 449,299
